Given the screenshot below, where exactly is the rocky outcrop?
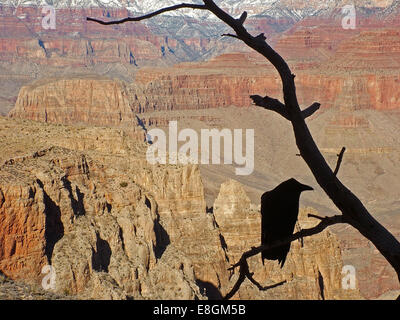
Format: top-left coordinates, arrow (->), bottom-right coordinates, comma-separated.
213,180 -> 257,264
0,36 -> 164,67
0,116 -> 364,299
9,76 -> 146,141
0,181 -> 48,281
0,117 -> 208,299
8,51 -> 400,136
0,6 -> 166,65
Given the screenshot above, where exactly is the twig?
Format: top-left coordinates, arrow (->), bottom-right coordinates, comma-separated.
302,102 -> 321,119
307,213 -> 325,220
221,33 -> 239,39
251,96 -> 321,120
334,147 -> 346,176
223,214 -> 345,299
250,95 -> 290,120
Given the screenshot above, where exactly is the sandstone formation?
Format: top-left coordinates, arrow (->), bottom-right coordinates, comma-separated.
8,76 -> 146,141
0,120 -> 208,299
0,117 -> 209,299
9,50 -> 400,124
0,6 -> 162,65
129,51 -> 400,113
0,116 -> 364,299
0,6 -> 238,68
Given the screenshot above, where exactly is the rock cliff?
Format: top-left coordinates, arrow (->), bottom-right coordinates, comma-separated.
129,51 -> 400,113
0,117 -> 215,299
9,76 -> 146,141
9,50 -> 400,124
0,117 -> 361,299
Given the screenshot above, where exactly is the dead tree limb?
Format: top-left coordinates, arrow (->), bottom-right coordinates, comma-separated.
221,33 -> 240,39
88,0 -> 400,296
334,147 -> 346,176
250,95 -> 290,120
250,95 -> 320,120
86,3 -> 207,25
223,214 -> 345,299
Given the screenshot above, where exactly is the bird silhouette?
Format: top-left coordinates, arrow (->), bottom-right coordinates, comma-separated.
261,178 -> 313,268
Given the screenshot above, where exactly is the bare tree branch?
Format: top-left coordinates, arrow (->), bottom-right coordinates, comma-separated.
87,3 -> 207,25
221,33 -> 239,39
237,11 -> 248,25
223,214 -> 345,299
334,147 -> 346,176
302,102 -> 321,119
250,95 -> 290,120
196,0 -> 400,286
251,95 -> 321,120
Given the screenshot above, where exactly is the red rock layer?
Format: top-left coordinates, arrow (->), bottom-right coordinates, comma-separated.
129,51 -> 400,113
0,6 -> 170,65
9,77 -> 146,141
0,183 -> 48,280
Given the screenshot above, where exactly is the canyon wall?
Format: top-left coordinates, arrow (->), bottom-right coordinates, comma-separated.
9,50 -> 400,124
0,116 -> 361,299
0,117 -> 221,299
128,46 -> 400,112
8,76 -> 146,142
0,6 -> 241,67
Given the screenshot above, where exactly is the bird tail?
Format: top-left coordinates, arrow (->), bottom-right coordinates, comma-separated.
262,245 -> 290,268
278,255 -> 287,269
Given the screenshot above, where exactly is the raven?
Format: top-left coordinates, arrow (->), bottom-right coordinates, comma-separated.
261,178 -> 313,268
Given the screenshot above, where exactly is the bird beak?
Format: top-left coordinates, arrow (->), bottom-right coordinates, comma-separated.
301,184 -> 313,191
